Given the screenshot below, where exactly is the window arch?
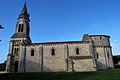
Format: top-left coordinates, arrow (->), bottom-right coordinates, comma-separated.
18,26 -> 21,32
31,49 -> 35,56
51,48 -> 55,56
18,24 -> 24,32
17,48 -> 19,53
97,53 -> 99,59
21,25 -> 24,32
107,52 -> 109,58
75,47 -> 81,55
14,48 -> 19,56
14,48 -> 17,54
76,48 -> 79,55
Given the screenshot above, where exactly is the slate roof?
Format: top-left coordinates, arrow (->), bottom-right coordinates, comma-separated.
11,33 -> 31,41
18,2 -> 30,20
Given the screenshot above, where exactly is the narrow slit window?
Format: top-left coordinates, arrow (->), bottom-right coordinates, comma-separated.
107,52 -> 109,58
14,48 -> 17,54
21,24 -> 24,32
18,25 -> 21,32
17,48 -> 19,54
97,53 -> 99,59
18,24 -> 24,32
31,49 -> 34,56
76,48 -> 79,55
51,48 -> 55,56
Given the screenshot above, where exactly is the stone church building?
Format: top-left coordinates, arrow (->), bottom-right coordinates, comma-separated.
6,3 -> 114,72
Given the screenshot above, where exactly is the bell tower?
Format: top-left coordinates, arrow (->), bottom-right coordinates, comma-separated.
6,2 -> 31,72
11,2 -> 31,43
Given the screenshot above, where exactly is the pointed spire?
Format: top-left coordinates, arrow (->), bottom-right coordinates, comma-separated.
21,2 -> 28,15
18,2 -> 30,20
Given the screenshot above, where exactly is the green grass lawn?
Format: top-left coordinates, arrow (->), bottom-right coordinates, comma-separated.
0,69 -> 120,80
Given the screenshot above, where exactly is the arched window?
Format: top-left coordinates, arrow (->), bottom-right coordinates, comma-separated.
14,48 -> 17,54
16,48 -> 19,56
18,24 -> 24,32
51,48 -> 55,56
107,52 -> 109,58
31,49 -> 34,56
21,25 -> 24,32
76,48 -> 79,55
18,26 -> 21,32
97,53 -> 99,59
17,48 -> 19,53
14,48 -> 19,56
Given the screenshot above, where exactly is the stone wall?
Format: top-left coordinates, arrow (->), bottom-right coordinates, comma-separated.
90,35 -> 114,70
94,47 -> 108,70
43,44 -> 66,72
25,45 -> 41,72
22,42 -> 96,72
73,59 -> 95,72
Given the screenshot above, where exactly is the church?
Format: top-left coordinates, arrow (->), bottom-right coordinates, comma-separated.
6,3 -> 114,72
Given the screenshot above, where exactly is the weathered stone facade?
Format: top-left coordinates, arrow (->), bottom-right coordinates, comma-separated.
6,3 -> 114,73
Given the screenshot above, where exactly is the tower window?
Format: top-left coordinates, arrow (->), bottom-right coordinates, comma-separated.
51,48 -> 55,56
31,49 -> 34,56
18,24 -> 24,32
14,48 -> 19,56
76,48 -> 79,55
14,48 -> 17,54
21,25 -> 24,32
17,48 -> 19,54
97,53 -> 99,59
107,52 -> 109,58
18,25 -> 21,32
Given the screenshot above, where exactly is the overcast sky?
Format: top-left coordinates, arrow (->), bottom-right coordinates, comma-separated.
0,0 -> 120,63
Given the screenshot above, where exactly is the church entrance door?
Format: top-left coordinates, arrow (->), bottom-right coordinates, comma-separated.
14,61 -> 19,72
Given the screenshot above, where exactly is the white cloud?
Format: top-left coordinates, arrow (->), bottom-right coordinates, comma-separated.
111,43 -> 120,48
114,40 -> 119,42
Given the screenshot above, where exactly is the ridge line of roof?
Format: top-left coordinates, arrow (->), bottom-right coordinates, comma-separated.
89,35 -> 110,38
26,41 -> 90,46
